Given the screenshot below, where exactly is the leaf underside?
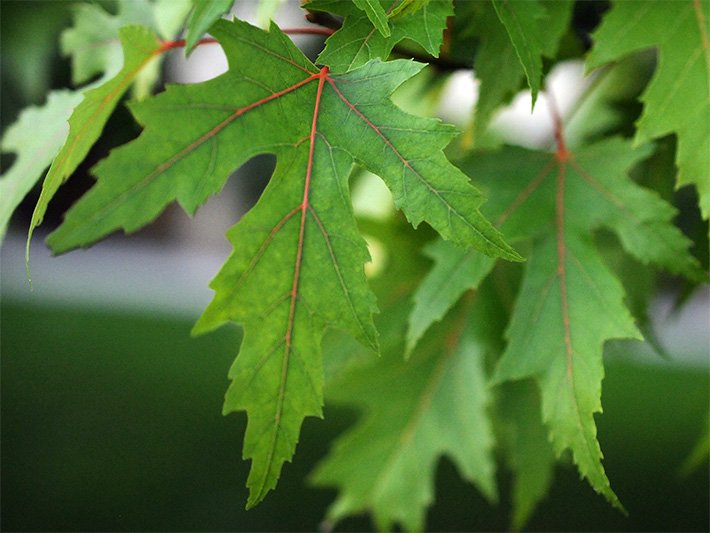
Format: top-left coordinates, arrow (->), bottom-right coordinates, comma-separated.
46,18 -> 516,506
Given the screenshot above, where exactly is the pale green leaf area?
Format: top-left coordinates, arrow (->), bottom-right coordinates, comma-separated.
61,0 -> 156,85
28,26 -> 165,261
0,90 -> 83,243
60,0 -> 173,101
60,0 -> 189,96
312,300 -> 496,532
184,0 -> 233,54
406,238 -> 494,356
466,0 -> 572,141
45,18 -> 516,506
256,0 -> 287,28
587,0 -> 710,219
25,0 -> 196,264
309,0 -> 452,72
353,0 -> 392,37
153,0 -> 193,40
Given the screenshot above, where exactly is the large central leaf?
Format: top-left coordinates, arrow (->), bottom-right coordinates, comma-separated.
47,18 -> 517,505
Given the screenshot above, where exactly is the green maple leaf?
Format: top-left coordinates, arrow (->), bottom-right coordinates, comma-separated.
184,0 -> 233,54
406,238 -> 494,356
256,0 -> 287,28
0,90 -> 83,243
61,0 -> 156,85
47,18 -> 517,505
28,26 -> 168,262
464,0 -> 572,140
308,0 -> 452,73
312,299 -> 497,532
461,137 -> 702,507
489,0 -> 572,106
153,0 -> 193,40
353,0 -> 392,37
586,0 -> 710,219
61,0 -> 189,94
26,1 -> 193,260
407,135 -> 701,509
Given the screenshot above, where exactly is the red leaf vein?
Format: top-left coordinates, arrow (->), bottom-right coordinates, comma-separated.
255,66 -> 330,502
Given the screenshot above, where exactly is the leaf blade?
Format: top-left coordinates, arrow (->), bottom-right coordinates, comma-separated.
313,303 -> 497,531
467,0 -> 572,139
324,60 -> 522,261
406,238 -> 494,355
587,0 -> 710,219
491,0 -> 546,105
31,26 -> 164,253
0,90 -> 82,243
459,137 -> 702,508
311,0 -> 452,73
184,0 -> 233,54
353,0 -> 391,37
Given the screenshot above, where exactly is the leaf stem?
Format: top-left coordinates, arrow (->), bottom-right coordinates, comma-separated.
281,27 -> 335,36
546,89 -> 570,162
158,37 -> 219,52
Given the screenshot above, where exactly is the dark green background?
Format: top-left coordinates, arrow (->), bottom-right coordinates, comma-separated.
2,300 -> 707,531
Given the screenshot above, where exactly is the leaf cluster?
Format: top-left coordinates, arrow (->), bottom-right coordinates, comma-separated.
1,0 -> 707,530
